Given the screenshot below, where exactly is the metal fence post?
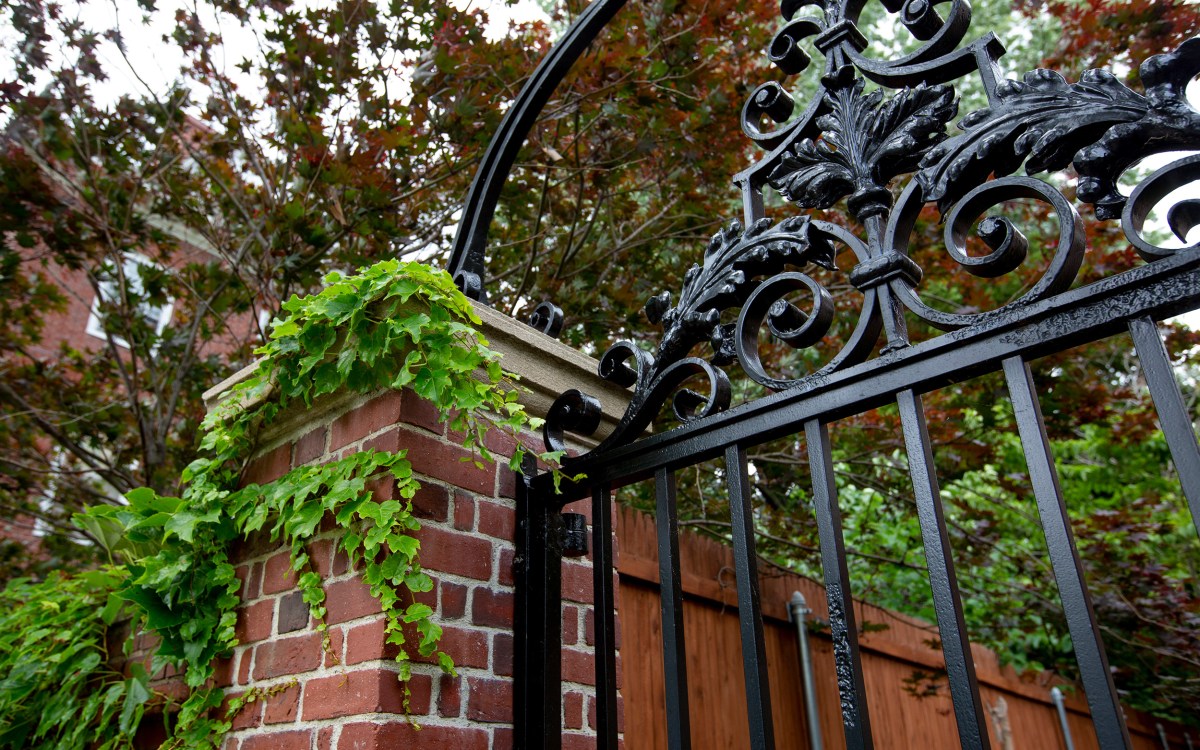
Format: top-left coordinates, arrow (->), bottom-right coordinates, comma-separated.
1051,688 -> 1077,750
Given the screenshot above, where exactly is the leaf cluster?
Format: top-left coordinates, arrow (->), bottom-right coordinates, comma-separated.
0,567 -> 146,749
0,0 -> 535,574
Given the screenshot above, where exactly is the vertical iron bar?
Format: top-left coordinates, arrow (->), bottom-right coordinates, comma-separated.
725,444 -> 776,750
973,40 -> 1006,106
1002,356 -> 1132,749
1128,316 -> 1200,538
872,239 -> 913,353
896,389 -> 992,750
805,419 -> 875,750
593,483 -> 620,750
514,458 -> 564,750
742,181 -> 766,225
655,468 -> 692,750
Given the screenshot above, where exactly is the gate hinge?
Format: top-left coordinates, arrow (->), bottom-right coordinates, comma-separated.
559,512 -> 589,557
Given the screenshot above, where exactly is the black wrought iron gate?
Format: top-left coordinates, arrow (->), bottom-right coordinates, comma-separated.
444,1 -> 1200,748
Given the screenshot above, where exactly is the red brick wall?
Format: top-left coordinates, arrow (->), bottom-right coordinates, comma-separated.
209,387 -> 614,750
0,515 -> 41,551
0,245 -> 267,560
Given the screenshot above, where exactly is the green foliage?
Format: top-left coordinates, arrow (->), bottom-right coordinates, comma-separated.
0,567 -> 145,750
0,0 -> 551,579
0,260 -> 548,748
1,0 -> 1197,734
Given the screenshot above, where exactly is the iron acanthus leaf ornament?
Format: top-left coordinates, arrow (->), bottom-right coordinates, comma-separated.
647,216 -> 836,366
918,37 -> 1200,219
769,65 -> 958,219
542,0 -> 1200,456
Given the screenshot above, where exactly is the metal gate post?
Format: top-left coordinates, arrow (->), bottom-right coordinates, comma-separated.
514,456 -> 565,750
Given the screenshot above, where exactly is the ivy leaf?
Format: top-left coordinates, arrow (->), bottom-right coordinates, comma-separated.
402,602 -> 434,623
285,502 -> 325,539
416,618 -> 441,655
391,312 -> 432,343
404,571 -> 433,592
379,553 -> 404,580
241,502 -> 269,533
119,586 -> 186,630
364,524 -> 390,549
165,508 -> 220,543
388,533 -> 419,559
323,293 -> 360,323
99,592 -> 125,626
341,531 -> 362,558
270,319 -> 300,338
72,511 -> 128,557
119,667 -> 151,734
377,499 -> 403,519
125,487 -> 181,514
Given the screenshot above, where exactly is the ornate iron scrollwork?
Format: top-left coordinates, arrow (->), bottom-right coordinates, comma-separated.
918,39 -> 1200,221
767,67 -> 957,219
546,0 -> 1200,455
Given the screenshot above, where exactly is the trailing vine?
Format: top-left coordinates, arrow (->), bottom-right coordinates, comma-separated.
0,260 -> 555,749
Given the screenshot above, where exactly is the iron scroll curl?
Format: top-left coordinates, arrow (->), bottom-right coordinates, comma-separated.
1123,153 -> 1200,261
884,175 -> 1087,332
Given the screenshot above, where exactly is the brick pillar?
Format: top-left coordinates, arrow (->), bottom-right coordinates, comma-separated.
217,386 -> 615,750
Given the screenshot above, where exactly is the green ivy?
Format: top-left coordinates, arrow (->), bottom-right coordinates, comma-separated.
0,260 -> 555,748
0,568 -> 141,749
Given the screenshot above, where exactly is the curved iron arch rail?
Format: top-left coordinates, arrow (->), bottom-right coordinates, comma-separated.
456,1 -> 1200,749
445,0 -> 627,307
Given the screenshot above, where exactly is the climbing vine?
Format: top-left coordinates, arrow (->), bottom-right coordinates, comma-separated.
0,260 -> 555,748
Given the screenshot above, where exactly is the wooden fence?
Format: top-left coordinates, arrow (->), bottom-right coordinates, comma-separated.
615,505 -> 1193,750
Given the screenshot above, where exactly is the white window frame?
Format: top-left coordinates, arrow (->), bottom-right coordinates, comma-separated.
85,252 -> 174,349
257,307 -> 274,341
38,449 -> 126,541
